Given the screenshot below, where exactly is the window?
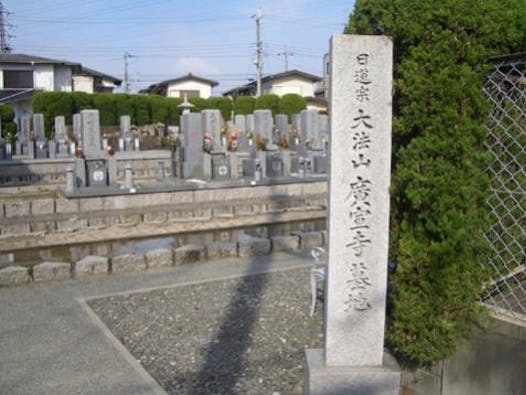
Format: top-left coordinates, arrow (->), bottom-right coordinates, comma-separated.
179,90 -> 200,98
3,70 -> 34,88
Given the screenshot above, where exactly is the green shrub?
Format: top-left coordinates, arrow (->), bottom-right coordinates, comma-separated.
149,95 -> 171,124
113,94 -> 134,121
278,93 -> 306,119
71,92 -> 93,114
32,92 -> 74,135
254,94 -> 280,116
206,96 -> 233,121
346,0 -> 526,366
91,93 -> 117,126
234,96 -> 255,115
166,97 -> 184,126
0,104 -> 16,143
131,95 -> 151,126
188,97 -> 208,113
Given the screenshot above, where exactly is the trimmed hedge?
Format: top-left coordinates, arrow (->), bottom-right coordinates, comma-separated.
206,96 -> 233,121
234,96 -> 255,115
254,94 -> 280,116
0,104 -> 16,142
346,0 -> 526,366
278,93 -> 306,120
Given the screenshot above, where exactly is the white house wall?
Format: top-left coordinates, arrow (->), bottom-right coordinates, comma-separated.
34,65 -> 55,91
264,76 -> 316,97
54,66 -> 73,92
167,80 -> 212,98
73,75 -> 94,93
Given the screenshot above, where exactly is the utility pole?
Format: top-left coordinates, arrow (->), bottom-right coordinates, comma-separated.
252,9 -> 263,97
123,51 -> 134,93
0,0 -> 12,54
277,45 -> 294,72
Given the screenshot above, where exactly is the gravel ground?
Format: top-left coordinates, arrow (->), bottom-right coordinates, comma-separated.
88,268 -> 324,394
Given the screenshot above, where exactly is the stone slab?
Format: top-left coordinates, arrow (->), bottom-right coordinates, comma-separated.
292,231 -> 323,251
238,237 -> 271,257
0,266 -> 31,286
174,244 -> 206,265
4,200 -> 30,218
145,248 -> 173,269
305,348 -> 401,395
206,241 -> 237,260
33,261 -> 71,282
55,199 -> 79,214
111,253 -> 146,273
31,199 -> 55,216
75,255 -> 109,277
271,235 -> 300,252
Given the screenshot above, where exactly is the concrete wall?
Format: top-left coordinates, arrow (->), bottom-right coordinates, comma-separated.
402,316 -> 526,395
264,76 -> 317,97
34,65 -> 55,91
54,66 -> 73,92
0,181 -> 328,240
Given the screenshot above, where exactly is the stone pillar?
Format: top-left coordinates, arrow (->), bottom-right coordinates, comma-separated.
66,167 -> 75,193
305,34 -> 400,394
157,161 -> 165,181
124,162 -> 134,189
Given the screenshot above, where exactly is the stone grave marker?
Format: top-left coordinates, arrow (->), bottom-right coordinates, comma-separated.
275,114 -> 288,143
300,109 -> 321,152
202,110 -> 222,149
254,109 -> 272,143
81,110 -> 103,157
17,116 -> 32,157
211,153 -> 230,180
266,151 -> 284,178
305,34 -> 400,393
181,112 -> 205,179
32,113 -> 46,142
246,114 -> 255,133
54,116 -> 69,157
120,115 -> 133,151
73,113 -> 82,145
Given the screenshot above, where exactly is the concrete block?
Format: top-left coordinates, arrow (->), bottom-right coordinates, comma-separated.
87,217 -> 107,228
213,206 -> 234,218
1,222 -> 31,235
33,261 -> 71,282
271,235 -> 300,252
206,242 -> 237,259
145,248 -> 173,269
143,212 -> 168,223
167,209 -> 193,221
174,244 -> 205,265
193,207 -> 212,220
55,199 -> 79,214
30,221 -> 56,233
4,200 -> 30,218
31,199 -> 55,215
305,348 -> 401,395
79,197 -> 104,213
0,266 -> 31,286
294,231 -> 323,250
118,214 -> 141,225
111,253 -> 146,273
75,255 -> 109,277
234,204 -> 253,216
56,218 -> 88,232
238,237 -> 271,257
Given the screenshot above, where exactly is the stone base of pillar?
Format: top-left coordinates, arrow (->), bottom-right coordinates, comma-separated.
304,348 -> 400,395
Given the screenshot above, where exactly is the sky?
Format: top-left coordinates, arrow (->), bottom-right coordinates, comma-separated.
4,0 -> 355,94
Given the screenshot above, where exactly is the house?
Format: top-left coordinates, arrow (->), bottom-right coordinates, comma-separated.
0,54 -> 122,123
222,69 -> 327,112
139,73 -> 219,99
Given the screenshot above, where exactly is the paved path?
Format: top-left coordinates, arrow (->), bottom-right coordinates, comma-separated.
0,252 -> 313,395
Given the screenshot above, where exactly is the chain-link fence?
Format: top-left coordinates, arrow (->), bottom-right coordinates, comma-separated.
481,53 -> 526,321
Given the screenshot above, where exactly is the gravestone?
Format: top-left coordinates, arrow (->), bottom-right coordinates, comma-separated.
305,34 -> 400,394
300,109 -> 321,152
16,116 -> 31,156
81,110 -> 103,157
202,110 -> 222,149
246,114 -> 255,133
54,116 -> 69,157
73,113 -> 82,145
181,113 -> 206,179
32,113 -> 46,142
275,114 -> 288,143
119,115 -> 133,151
289,113 -> 301,150
254,110 -> 272,143
234,115 -> 249,151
